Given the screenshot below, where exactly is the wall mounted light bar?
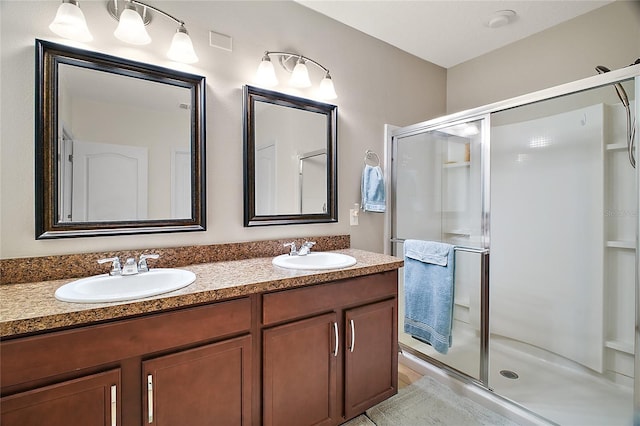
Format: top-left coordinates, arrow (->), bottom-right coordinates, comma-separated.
49,0 -> 198,64
255,51 -> 337,100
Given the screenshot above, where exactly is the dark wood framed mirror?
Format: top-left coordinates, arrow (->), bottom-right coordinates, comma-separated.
243,85 -> 337,226
35,39 -> 206,239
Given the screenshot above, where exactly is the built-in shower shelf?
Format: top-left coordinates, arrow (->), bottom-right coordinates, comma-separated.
606,240 -> 636,249
443,161 -> 470,169
606,143 -> 627,151
445,229 -> 472,236
605,340 -> 634,355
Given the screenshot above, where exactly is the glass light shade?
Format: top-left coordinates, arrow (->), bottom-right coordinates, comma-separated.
318,74 -> 337,100
255,57 -> 278,87
167,27 -> 198,64
49,1 -> 93,42
289,60 -> 311,88
114,7 -> 151,45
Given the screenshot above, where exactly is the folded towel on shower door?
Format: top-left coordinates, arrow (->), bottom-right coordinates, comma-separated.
361,164 -> 386,212
403,239 -> 455,354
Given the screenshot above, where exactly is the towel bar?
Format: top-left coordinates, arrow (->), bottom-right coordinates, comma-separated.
392,237 -> 490,384
390,238 -> 488,254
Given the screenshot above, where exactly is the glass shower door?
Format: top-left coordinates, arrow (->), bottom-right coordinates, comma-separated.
392,117 -> 489,383
488,79 -> 637,425
388,70 -> 638,426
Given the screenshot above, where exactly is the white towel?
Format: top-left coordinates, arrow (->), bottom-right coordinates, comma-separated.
361,165 -> 386,212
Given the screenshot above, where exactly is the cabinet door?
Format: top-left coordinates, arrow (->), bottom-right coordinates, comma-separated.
143,335 -> 252,426
263,312 -> 338,426
1,369 -> 120,426
344,299 -> 398,419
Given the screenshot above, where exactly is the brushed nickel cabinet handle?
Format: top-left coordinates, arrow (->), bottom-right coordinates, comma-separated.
333,322 -> 339,357
147,374 -> 154,424
110,385 -> 117,426
349,319 -> 356,353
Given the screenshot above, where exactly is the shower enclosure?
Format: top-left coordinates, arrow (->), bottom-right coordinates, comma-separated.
387,66 -> 639,425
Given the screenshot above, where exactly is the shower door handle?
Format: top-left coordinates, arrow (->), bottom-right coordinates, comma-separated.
453,246 -> 490,386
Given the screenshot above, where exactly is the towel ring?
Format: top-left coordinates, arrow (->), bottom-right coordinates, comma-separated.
364,150 -> 380,167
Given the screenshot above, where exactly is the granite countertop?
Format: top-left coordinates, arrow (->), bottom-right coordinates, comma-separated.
0,249 -> 403,338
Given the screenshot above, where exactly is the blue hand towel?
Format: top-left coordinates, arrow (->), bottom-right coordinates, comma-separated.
403,240 -> 455,354
361,164 -> 386,212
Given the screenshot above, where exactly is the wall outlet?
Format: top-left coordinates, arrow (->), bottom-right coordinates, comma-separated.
349,209 -> 359,226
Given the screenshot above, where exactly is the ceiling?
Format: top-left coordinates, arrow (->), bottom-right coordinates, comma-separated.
295,0 -> 614,68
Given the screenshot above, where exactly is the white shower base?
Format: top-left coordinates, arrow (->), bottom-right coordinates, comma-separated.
399,322 -> 633,426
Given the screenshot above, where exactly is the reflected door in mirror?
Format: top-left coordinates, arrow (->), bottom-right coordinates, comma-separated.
68,140 -> 148,222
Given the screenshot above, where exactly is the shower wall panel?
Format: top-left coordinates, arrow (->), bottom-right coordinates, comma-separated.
490,104 -> 605,373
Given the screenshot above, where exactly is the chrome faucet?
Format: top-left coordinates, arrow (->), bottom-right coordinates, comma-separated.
122,258 -> 139,276
97,254 -> 160,276
138,254 -> 160,272
284,242 -> 298,256
298,241 -> 316,256
97,257 -> 122,276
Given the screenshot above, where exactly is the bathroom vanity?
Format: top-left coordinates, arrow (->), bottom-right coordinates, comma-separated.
0,249 -> 401,426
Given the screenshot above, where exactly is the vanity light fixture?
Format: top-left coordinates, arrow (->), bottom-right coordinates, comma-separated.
108,0 -> 198,63
49,0 -> 93,42
255,51 -> 337,100
49,0 -> 199,64
112,2 -> 151,45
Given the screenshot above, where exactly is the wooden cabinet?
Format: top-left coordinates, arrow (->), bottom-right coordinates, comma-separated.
262,271 -> 398,425
1,298 -> 252,426
143,335 -> 252,426
1,369 -> 120,426
344,299 -> 397,419
1,270 -> 398,426
263,313 -> 339,426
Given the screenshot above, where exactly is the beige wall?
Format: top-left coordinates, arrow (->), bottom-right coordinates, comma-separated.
0,1 -> 446,259
447,1 -> 640,114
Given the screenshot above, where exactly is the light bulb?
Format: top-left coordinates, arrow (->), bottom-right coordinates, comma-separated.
167,25 -> 198,64
49,0 -> 93,42
255,55 -> 278,87
114,5 -> 151,45
318,73 -> 337,100
289,58 -> 311,88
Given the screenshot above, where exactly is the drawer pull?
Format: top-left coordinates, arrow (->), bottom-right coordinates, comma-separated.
349,319 -> 356,352
110,385 -> 117,426
147,374 -> 154,423
333,322 -> 339,357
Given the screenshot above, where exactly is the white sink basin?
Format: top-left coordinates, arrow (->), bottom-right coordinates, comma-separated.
272,252 -> 357,270
55,268 -> 196,303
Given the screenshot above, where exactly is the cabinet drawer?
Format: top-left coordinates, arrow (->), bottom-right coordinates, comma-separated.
1,298 -> 251,390
1,369 -> 121,426
262,271 -> 397,326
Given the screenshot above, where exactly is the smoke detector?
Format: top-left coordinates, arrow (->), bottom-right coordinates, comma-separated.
486,10 -> 517,29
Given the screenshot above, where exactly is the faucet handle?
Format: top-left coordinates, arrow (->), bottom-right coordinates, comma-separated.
97,257 -> 121,276
138,254 -> 160,273
302,241 -> 316,248
283,242 -> 298,256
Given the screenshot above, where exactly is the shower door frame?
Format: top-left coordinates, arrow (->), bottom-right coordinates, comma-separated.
388,114 -> 491,387
385,64 -> 640,407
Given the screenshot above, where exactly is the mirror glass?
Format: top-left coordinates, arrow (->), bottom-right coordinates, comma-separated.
243,85 -> 337,226
36,39 -> 206,238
